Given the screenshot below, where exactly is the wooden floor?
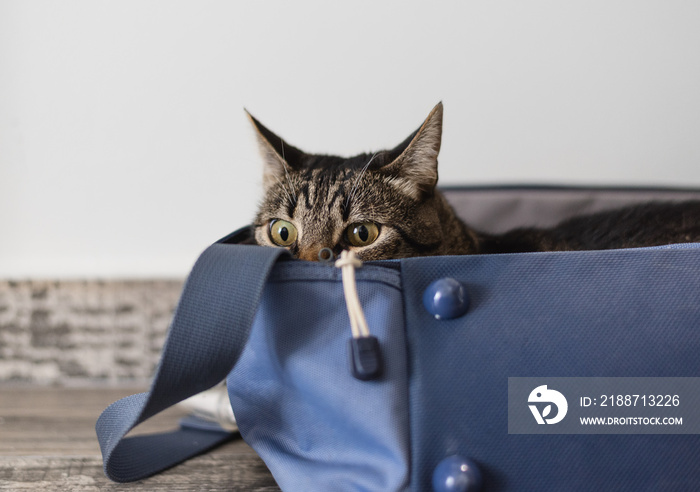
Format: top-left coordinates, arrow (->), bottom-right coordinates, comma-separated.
0,386 -> 280,491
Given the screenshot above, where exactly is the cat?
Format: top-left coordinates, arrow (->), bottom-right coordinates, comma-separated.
248,102 -> 700,260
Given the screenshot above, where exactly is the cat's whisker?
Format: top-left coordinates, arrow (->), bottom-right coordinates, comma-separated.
280,140 -> 298,204
272,173 -> 295,210
345,152 -> 378,214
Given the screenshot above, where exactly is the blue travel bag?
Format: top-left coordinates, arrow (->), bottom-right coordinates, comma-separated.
96,186 -> 700,491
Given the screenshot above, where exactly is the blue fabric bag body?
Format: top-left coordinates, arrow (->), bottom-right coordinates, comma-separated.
228,263 -> 411,491
97,187 -> 700,491
402,249 -> 700,491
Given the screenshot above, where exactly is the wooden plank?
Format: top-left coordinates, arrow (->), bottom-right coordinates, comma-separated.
0,456 -> 280,491
0,386 -> 280,491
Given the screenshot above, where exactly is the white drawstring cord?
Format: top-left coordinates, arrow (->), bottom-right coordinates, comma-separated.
335,250 -> 370,339
335,250 -> 383,380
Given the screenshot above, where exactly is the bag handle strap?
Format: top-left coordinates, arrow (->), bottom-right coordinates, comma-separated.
95,243 -> 289,482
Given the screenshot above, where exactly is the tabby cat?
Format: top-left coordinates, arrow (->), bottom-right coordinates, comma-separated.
249,103 -> 700,260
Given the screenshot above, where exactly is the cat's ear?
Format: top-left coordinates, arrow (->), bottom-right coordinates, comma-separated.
382,102 -> 443,198
246,110 -> 305,189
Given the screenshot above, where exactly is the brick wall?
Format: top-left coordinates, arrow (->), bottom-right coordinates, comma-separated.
0,280 -> 184,385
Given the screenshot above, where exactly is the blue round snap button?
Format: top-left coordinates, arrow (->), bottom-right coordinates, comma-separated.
423,278 -> 470,320
432,455 -> 482,492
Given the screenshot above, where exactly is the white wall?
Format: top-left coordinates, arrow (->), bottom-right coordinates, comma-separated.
2,1 -> 700,278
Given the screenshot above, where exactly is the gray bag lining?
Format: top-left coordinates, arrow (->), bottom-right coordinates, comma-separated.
443,187 -> 700,234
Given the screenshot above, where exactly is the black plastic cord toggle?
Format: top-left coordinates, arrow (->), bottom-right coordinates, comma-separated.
348,335 -> 383,381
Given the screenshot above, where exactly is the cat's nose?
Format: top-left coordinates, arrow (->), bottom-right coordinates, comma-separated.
298,246 -> 326,262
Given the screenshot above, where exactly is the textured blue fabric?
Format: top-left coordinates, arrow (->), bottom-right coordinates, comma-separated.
97,239 -> 700,490
227,261 -> 410,492
96,243 -> 288,482
401,247 -> 700,491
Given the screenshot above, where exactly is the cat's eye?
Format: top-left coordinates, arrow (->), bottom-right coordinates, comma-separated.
346,222 -> 380,247
269,219 -> 298,247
